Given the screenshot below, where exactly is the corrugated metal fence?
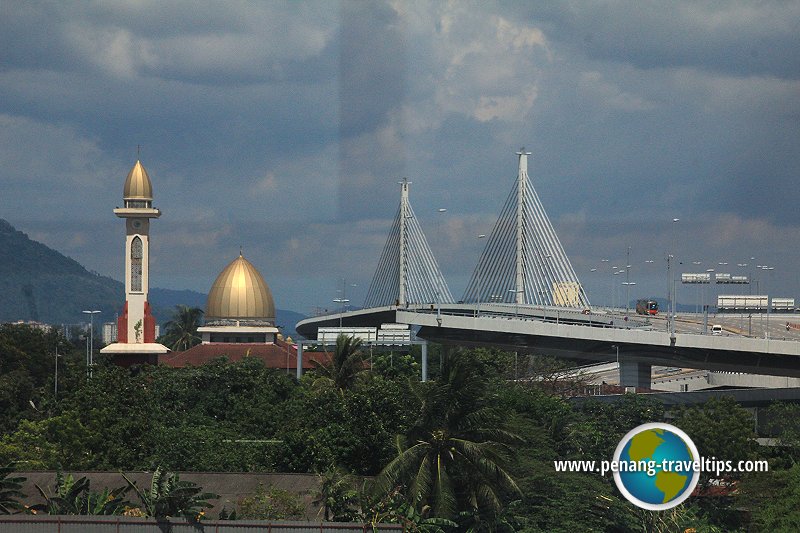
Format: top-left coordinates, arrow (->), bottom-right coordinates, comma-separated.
0,516 -> 404,533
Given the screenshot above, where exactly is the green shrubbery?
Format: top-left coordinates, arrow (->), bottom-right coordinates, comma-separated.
0,325 -> 798,529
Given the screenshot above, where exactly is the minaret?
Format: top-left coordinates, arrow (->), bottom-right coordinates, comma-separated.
101,160 -> 168,365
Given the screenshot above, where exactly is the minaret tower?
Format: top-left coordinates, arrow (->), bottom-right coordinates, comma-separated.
101,159 -> 168,365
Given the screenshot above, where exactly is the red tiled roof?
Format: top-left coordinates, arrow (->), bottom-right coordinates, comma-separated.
162,340 -> 331,369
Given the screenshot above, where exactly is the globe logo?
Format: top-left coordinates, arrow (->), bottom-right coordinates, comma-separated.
612,423 -> 700,510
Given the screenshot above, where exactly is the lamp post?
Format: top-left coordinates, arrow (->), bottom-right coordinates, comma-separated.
763,266 -> 774,338
54,345 -> 60,400
82,310 -> 100,377
333,297 -> 350,328
668,218 -> 679,338
703,269 -> 714,334
613,270 -> 625,310
624,246 -> 632,314
333,279 -> 355,328
622,282 -> 636,316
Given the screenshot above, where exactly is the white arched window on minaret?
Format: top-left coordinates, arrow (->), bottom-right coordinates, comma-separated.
131,236 -> 143,292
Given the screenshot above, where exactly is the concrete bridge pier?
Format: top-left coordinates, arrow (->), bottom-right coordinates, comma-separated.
421,341 -> 428,382
619,359 -> 652,390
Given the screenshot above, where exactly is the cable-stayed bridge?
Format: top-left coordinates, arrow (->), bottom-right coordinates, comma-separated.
297,149 -> 800,388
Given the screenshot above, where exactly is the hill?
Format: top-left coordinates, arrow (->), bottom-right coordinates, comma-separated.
0,219 -> 304,337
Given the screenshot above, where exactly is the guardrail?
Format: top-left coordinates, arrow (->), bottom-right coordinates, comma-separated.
0,516 -> 403,533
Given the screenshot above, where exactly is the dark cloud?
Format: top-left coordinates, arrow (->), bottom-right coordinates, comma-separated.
1,1 -> 799,312
525,1 -> 800,79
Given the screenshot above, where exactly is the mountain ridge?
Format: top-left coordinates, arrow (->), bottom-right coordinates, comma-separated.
0,218 -> 304,338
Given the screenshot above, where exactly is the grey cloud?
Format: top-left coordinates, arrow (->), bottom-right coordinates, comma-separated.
524,1 -> 800,79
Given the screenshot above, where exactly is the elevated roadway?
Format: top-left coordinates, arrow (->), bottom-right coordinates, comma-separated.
296,305 -> 800,388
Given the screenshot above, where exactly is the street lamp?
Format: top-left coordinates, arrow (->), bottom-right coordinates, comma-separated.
763,266 -> 775,337
82,310 -> 100,377
701,268 -> 715,333
54,345 -> 61,400
621,282 -> 636,315
612,270 -> 624,309
668,218 -> 679,338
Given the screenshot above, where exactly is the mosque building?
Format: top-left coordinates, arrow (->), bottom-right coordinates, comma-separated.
163,252 -> 324,371
101,157 -> 326,371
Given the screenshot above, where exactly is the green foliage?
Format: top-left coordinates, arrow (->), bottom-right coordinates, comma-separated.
313,467 -> 359,521
0,324 -> 791,531
764,402 -> 800,466
0,412 -> 95,470
568,394 -> 664,460
311,334 -> 365,390
738,462 -> 800,531
0,464 -> 26,514
238,483 -> 305,520
371,352 -> 420,380
160,305 -> 203,351
32,472 -> 130,515
674,396 -> 758,479
375,350 -> 521,520
122,467 -> 218,521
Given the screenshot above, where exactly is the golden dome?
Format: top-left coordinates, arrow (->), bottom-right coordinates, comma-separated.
206,253 -> 276,321
123,160 -> 153,200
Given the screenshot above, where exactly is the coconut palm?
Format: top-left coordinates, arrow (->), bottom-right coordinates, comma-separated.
161,305 -> 203,351
311,334 -> 365,390
375,351 -> 521,521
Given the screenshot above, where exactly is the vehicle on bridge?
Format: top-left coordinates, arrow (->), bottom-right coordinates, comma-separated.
636,299 -> 659,315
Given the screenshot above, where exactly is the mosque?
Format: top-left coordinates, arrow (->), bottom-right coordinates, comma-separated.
101,159 -> 324,371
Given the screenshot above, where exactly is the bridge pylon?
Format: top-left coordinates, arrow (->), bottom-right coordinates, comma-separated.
462,149 -> 590,309
363,179 -> 454,308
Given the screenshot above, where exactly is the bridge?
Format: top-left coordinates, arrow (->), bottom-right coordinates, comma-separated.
296,149 -> 800,388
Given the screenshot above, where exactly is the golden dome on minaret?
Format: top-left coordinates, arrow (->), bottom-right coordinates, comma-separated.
123,160 -> 154,200
206,253 -> 276,322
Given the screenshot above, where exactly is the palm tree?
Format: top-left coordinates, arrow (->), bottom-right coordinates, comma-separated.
0,465 -> 25,514
122,467 -> 218,521
311,334 -> 365,390
161,305 -> 203,351
374,351 -> 521,521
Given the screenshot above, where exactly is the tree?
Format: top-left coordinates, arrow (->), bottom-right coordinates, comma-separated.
673,396 -> 757,481
311,334 -> 365,390
160,305 -> 203,351
375,350 -> 521,521
0,464 -> 25,514
738,463 -> 800,531
122,467 -> 218,521
313,466 -> 358,521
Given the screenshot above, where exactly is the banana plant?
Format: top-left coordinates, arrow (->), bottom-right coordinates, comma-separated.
122,467 -> 218,521
0,464 -> 26,514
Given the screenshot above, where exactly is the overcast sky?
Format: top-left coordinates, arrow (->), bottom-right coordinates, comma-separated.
2,1 -> 799,315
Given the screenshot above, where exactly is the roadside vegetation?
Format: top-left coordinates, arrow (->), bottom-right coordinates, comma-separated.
0,322 -> 798,530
